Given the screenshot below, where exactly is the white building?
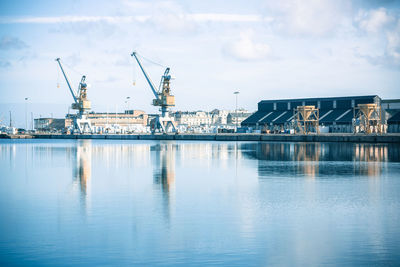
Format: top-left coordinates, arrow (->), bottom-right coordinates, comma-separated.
210,109 -> 230,125
173,111 -> 213,127
173,109 -> 252,128
227,109 -> 253,126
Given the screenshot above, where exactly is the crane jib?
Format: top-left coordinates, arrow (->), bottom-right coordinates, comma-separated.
131,52 -> 160,100
56,58 -> 78,104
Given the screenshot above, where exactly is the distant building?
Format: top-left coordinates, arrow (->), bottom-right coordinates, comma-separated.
382,99 -> 400,112
173,111 -> 213,127
34,118 -> 66,132
210,109 -> 230,125
146,114 -> 159,126
383,99 -> 400,133
35,110 -> 148,133
172,109 -> 251,127
0,125 -> 17,135
227,109 -> 253,126
66,110 -> 148,128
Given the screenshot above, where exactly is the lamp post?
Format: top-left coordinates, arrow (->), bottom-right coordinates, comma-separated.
234,91 -> 239,132
126,96 -> 131,111
24,97 -> 28,130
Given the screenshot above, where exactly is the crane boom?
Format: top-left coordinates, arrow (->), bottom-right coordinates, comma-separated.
130,52 -> 159,99
55,58 -> 78,104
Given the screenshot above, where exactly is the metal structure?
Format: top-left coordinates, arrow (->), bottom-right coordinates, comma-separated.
293,105 -> 319,134
353,103 -> 386,134
56,58 -> 93,134
131,51 -> 176,134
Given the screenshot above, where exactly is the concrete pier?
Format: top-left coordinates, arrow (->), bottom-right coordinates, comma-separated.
27,133 -> 400,143
0,134 -> 34,139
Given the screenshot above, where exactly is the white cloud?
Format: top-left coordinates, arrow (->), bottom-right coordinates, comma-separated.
0,14 -> 269,25
356,7 -> 394,33
353,8 -> 400,67
264,0 -> 348,37
0,60 -> 11,68
189,13 -> 266,23
0,16 -> 149,24
0,36 -> 28,50
385,20 -> 400,65
144,1 -> 197,33
121,0 -> 152,10
0,12 -> 269,37
224,30 -> 271,61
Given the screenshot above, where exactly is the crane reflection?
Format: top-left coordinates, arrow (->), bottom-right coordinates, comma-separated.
152,142 -> 175,222
73,140 -> 92,209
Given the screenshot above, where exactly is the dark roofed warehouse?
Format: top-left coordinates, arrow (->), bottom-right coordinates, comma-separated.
241,95 -> 400,133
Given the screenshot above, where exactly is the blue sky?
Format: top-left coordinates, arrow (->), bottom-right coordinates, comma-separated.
0,0 -> 399,127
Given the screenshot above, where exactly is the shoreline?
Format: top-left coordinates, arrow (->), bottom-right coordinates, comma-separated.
1,133 -> 399,143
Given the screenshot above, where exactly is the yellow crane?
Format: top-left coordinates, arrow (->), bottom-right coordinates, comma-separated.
56,58 -> 93,134
131,51 -> 176,133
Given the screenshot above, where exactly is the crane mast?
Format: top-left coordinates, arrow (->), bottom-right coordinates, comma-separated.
131,51 -> 176,133
56,58 -> 93,134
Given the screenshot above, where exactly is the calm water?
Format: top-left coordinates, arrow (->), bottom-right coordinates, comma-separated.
1,140 -> 400,266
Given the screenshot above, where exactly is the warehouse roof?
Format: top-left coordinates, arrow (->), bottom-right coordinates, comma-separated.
388,111 -> 400,123
258,95 -> 379,105
242,95 -> 380,126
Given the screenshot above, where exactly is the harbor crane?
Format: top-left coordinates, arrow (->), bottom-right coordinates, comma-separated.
131,51 -> 177,133
56,58 -> 93,134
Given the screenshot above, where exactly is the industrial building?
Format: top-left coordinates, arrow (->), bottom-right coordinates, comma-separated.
242,95 -> 386,133
35,110 -> 147,133
34,118 -> 68,132
382,99 -> 400,133
66,110 -> 148,133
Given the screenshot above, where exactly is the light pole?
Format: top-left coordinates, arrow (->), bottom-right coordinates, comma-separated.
234,91 -> 239,132
24,97 -> 28,130
126,96 -> 131,111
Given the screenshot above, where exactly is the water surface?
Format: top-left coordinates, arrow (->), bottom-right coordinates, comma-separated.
1,140 -> 400,266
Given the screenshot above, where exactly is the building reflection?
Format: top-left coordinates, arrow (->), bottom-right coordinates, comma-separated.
152,142 -> 175,222
240,142 -> 396,178
353,144 -> 389,177
293,143 -> 320,178
73,140 -> 92,208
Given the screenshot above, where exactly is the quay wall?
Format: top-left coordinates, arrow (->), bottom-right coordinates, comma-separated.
27,133 -> 400,143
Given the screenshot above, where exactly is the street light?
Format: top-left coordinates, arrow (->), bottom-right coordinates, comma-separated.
125,96 -> 131,112
234,91 -> 239,132
24,97 -> 28,130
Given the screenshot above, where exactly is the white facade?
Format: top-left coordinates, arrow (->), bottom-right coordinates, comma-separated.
211,109 -> 230,125
174,111 -> 213,127
227,109 -> 252,126
173,109 -> 251,127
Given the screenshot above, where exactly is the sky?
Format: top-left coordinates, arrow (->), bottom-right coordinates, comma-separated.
0,0 -> 399,128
